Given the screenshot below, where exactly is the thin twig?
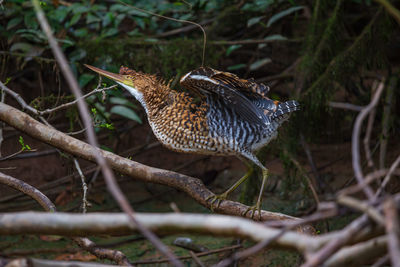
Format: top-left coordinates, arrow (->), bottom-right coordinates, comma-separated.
379,76 -> 396,169
31,1 -> 182,266
0,171 -> 56,211
337,195 -> 385,226
39,85 -> 117,115
73,158 -> 90,213
132,245 -> 242,264
375,155 -> 400,198
328,101 -> 363,112
383,198 -> 400,267
352,81 -> 385,200
363,82 -> 377,169
189,251 -> 206,267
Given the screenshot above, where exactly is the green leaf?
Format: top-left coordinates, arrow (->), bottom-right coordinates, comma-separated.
72,28 -> 88,38
24,12 -> 38,29
267,6 -> 304,27
69,3 -> 89,14
69,48 -> 86,62
227,64 -> 246,71
249,58 -> 272,71
226,44 -> 242,56
110,105 -> 142,123
69,13 -> 82,26
109,97 -> 137,109
7,17 -> 23,30
102,28 -> 118,38
10,42 -> 33,53
247,16 -> 264,28
264,34 -> 288,41
86,13 -> 101,24
79,74 -> 94,87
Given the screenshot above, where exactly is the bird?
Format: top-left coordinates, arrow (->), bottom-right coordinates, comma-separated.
85,64 -> 299,218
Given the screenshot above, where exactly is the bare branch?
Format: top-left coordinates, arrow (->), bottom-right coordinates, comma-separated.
0,171 -> 56,212
325,235 -> 387,267
38,84 -> 117,115
328,101 -> 363,112
375,155 -> 400,198
383,198 -> 400,267
352,81 -> 385,200
0,211 -> 319,253
337,195 -> 384,226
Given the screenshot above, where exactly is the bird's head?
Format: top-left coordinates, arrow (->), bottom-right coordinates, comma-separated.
85,64 -> 164,106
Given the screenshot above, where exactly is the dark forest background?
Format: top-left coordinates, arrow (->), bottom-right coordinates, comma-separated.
0,0 -> 399,266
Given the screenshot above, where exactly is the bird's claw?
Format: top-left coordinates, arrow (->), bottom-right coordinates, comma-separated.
243,204 -> 262,221
206,193 -> 228,212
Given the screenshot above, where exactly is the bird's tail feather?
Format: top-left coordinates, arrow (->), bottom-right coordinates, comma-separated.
271,100 -> 300,122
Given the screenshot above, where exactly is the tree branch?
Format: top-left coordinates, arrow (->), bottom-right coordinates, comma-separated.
0,211 -> 318,253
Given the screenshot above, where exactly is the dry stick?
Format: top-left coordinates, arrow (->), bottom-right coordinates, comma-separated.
337,195 -> 385,226
339,168 -> 400,196
0,171 -> 56,211
285,150 -> 320,205
328,101 -> 363,112
31,1 -> 183,266
301,214 -> 370,267
189,251 -> 206,267
215,205 -> 339,267
371,254 -> 390,267
0,171 -> 130,266
39,84 -> 117,115
363,92 -> 377,169
324,235 -> 388,267
73,158 -> 89,213
215,228 -> 287,267
300,134 -> 323,192
379,76 -> 396,169
383,198 -> 400,267
352,81 -> 385,200
132,245 -> 242,264
0,86 -> 4,157
0,212 -> 318,252
376,155 -> 400,197
0,102 -> 305,225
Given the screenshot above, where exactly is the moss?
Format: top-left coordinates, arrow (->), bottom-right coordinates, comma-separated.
80,38 -> 222,82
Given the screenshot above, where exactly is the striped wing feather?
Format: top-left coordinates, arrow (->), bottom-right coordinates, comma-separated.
180,67 -> 270,125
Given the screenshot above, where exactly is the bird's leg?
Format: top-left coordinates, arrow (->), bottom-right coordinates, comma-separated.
243,168 -> 269,220
206,167 -> 254,211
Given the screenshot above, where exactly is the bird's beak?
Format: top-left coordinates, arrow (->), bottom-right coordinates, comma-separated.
84,64 -> 134,88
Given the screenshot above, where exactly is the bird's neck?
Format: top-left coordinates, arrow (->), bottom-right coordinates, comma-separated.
141,81 -> 171,118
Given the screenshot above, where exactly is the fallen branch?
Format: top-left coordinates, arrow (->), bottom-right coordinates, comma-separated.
0,211 -> 318,253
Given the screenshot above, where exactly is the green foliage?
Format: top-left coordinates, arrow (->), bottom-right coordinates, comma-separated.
18,136 -> 31,151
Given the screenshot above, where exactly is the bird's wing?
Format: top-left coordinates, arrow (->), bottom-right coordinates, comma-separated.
180,67 -> 269,125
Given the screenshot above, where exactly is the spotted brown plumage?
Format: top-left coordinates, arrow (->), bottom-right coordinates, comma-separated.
85,64 -> 299,218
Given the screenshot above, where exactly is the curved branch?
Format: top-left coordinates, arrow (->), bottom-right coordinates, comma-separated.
0,103 -> 312,232
0,171 -> 131,266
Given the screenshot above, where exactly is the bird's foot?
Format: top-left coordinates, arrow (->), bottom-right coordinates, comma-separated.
206,192 -> 228,212
243,203 -> 262,221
